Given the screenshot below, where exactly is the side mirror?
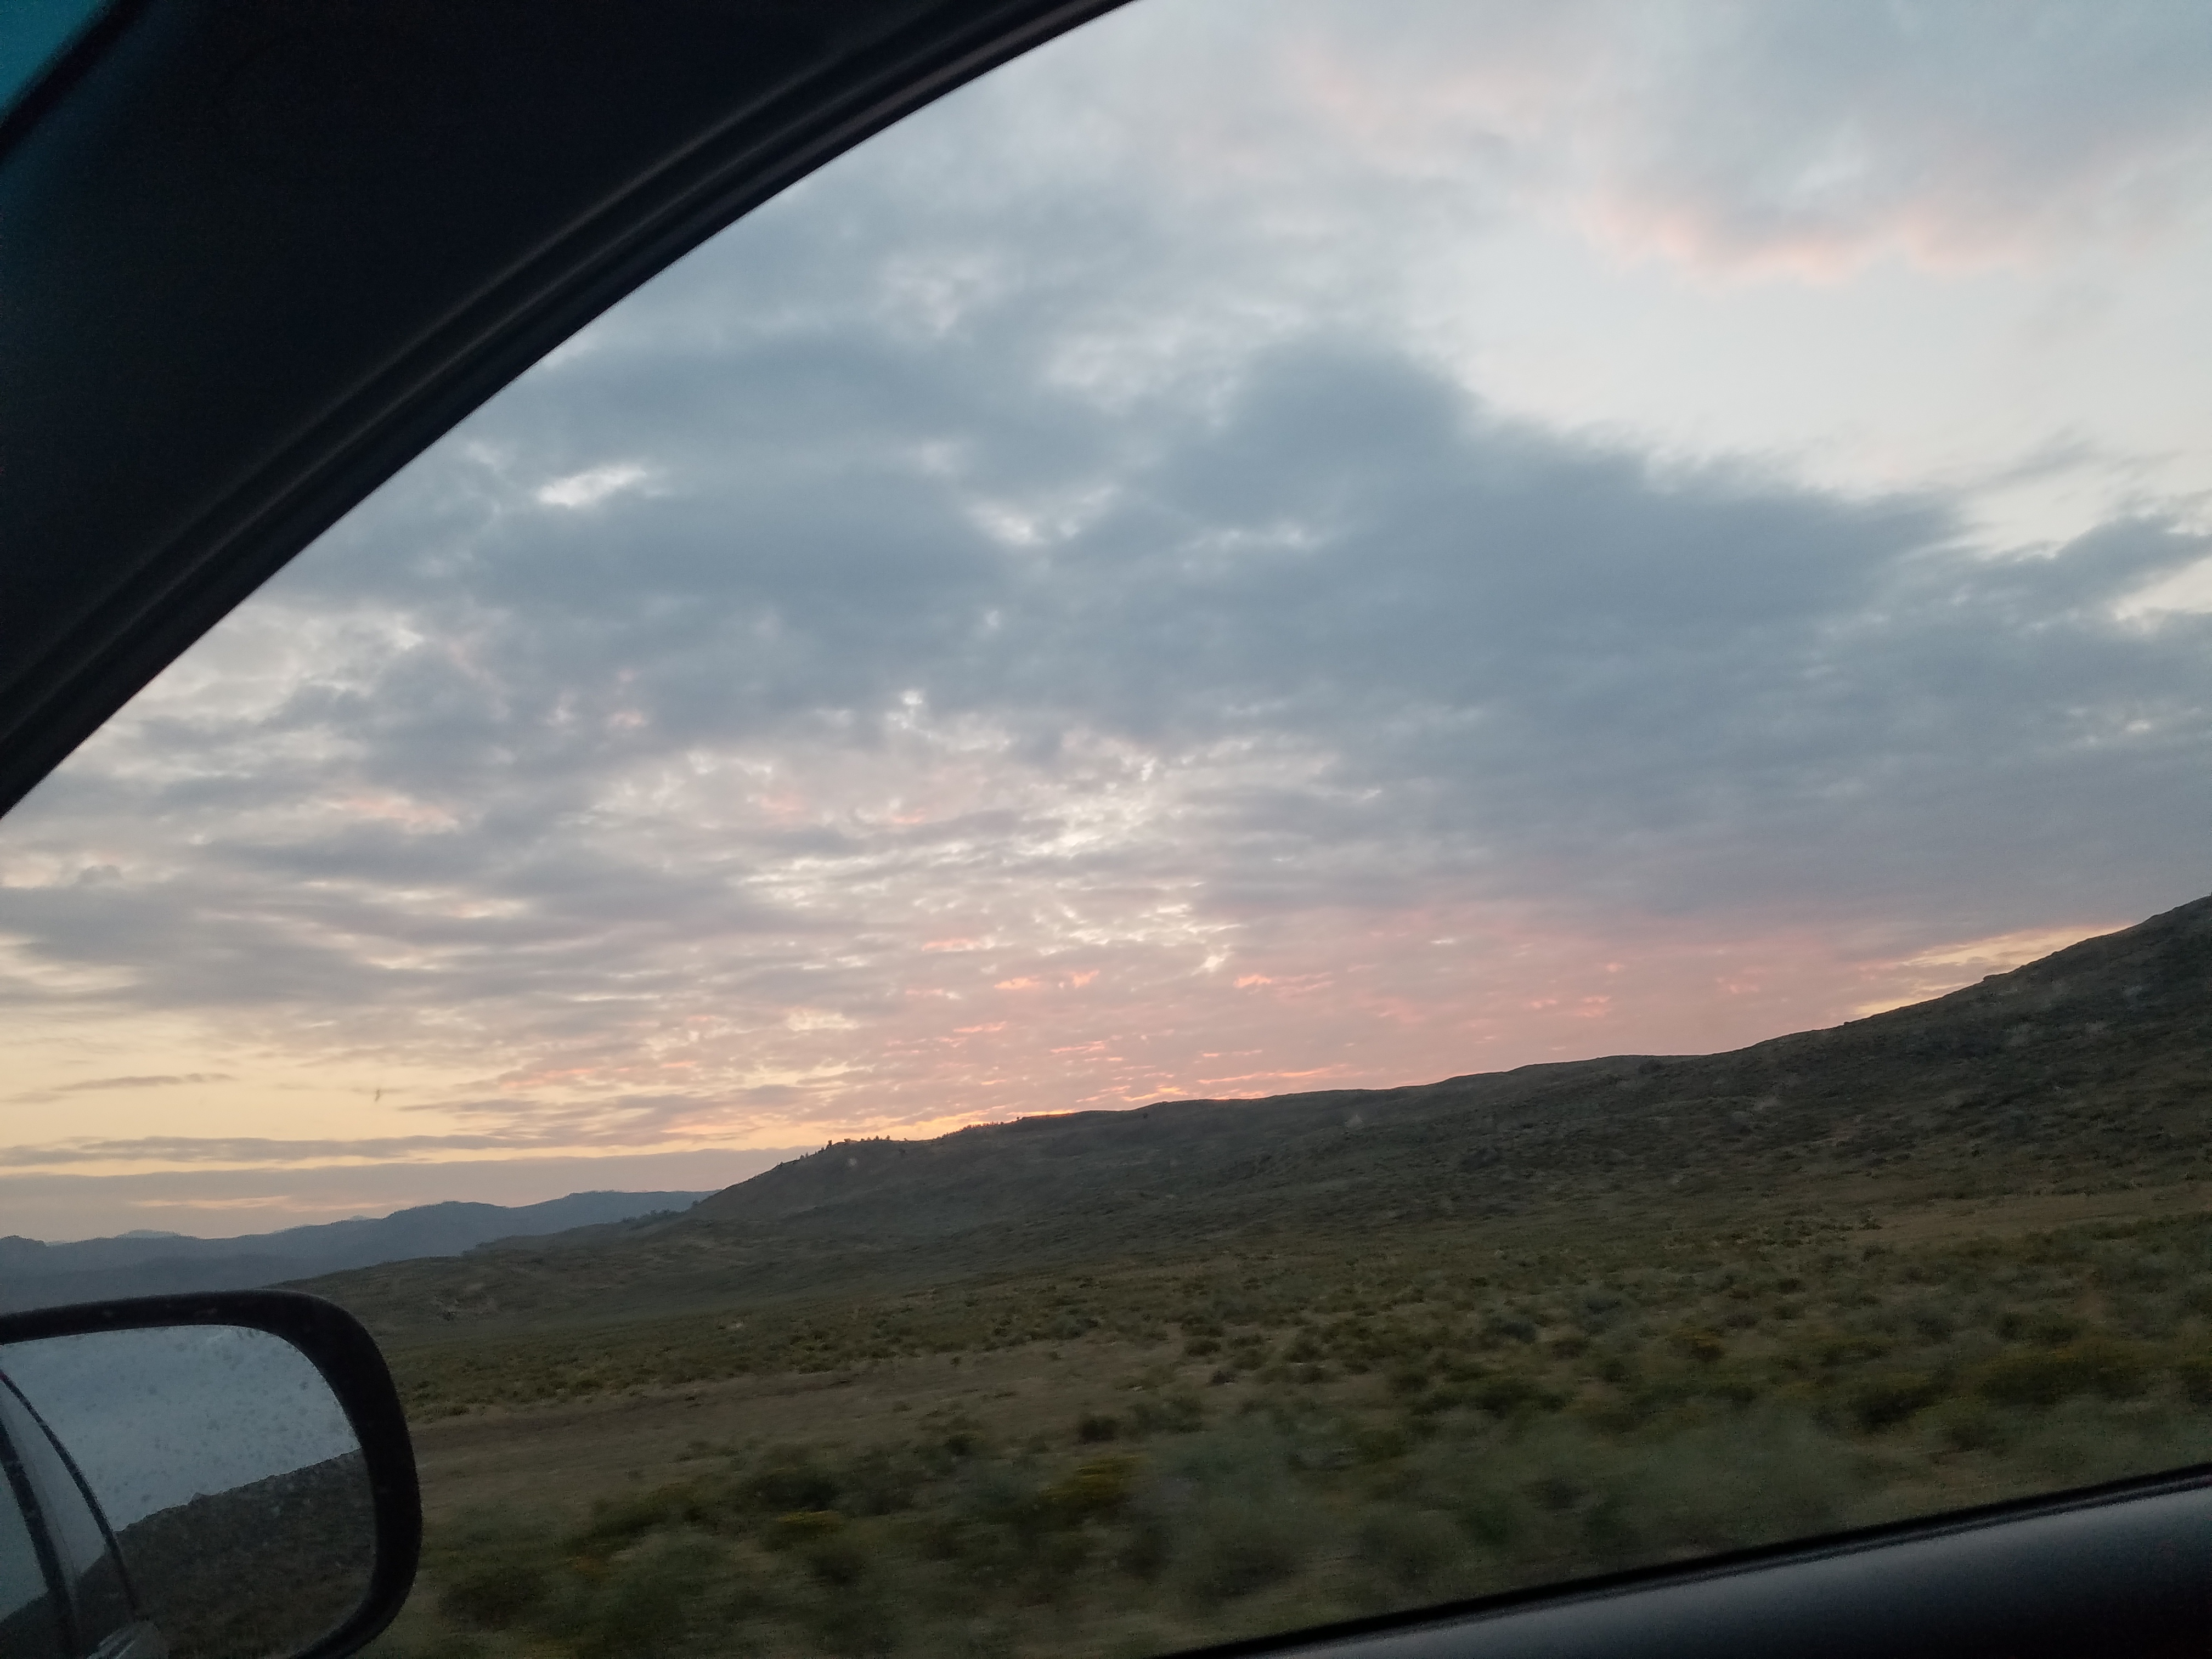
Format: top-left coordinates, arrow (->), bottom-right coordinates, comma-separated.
0,1291 -> 419,1659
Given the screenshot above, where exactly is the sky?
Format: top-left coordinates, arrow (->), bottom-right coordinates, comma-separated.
4,0 -> 2211,1240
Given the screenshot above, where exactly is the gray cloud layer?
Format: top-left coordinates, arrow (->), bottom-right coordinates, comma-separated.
4,0 -> 2209,1177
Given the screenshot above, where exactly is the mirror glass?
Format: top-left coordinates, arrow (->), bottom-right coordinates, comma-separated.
0,1325 -> 375,1659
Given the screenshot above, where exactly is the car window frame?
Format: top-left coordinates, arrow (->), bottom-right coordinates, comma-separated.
2,7 -> 2210,1658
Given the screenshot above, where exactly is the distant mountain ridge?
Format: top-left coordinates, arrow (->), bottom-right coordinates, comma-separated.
0,1190 -> 709,1312
300,894 -> 2212,1338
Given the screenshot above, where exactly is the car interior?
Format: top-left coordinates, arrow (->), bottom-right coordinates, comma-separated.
2,3 -> 2209,1657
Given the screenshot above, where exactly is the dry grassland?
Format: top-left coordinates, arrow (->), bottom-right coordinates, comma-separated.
364,1180 -> 2212,1659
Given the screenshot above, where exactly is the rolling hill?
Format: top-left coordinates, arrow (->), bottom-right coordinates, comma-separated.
300,893 -> 2212,1338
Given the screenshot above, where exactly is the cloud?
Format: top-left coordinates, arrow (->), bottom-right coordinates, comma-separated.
0,1149 -> 811,1241
56,1074 -> 234,1093
8,311 -> 2204,1138
535,462 -> 654,510
2,0 -> 2209,1176
1125,0 -> 2212,275
1,1135 -> 561,1167
0,1085 -> 829,1166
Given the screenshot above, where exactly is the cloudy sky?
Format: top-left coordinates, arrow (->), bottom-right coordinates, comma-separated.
7,0 -> 2212,1239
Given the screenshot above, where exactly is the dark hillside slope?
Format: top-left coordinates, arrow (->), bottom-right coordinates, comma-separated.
303,895 -> 2212,1336
689,891 -> 2212,1235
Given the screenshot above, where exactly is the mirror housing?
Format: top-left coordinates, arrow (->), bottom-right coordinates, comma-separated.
0,1291 -> 419,1659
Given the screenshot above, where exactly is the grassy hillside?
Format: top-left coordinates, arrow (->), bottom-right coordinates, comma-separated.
317,894 -> 2212,1341
328,896 -> 2212,1659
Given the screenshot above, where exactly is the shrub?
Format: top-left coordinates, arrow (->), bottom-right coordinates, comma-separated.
1353,1508 -> 1463,1594
842,1447 -> 926,1516
1927,1397 -> 2013,1452
1848,1371 -> 1949,1431
436,1561 -> 546,1630
553,1531 -> 726,1659
799,1529 -> 872,1589
1605,1410 -> 1856,1559
747,1451 -> 843,1513
574,1481 -> 717,1553
1671,1328 -> 1727,1365
1115,1503 -> 1176,1581
1351,1421 -> 1413,1464
1173,1497 -> 1311,1606
1995,1311 -> 2084,1346
2012,1397 -> 2212,1489
1594,1351 -> 1639,1387
1044,1455 -> 1141,1520
806,1586 -> 903,1658
1451,1486 -> 1532,1550
1472,1375 -> 1562,1418
425,1510 -> 560,1630
1131,1391 -> 1206,1434
1482,1313 -> 1540,1346
2172,1356 -> 2212,1407
1905,1303 -> 1956,1342
766,1510 -> 849,1550
1977,1341 -> 2151,1408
